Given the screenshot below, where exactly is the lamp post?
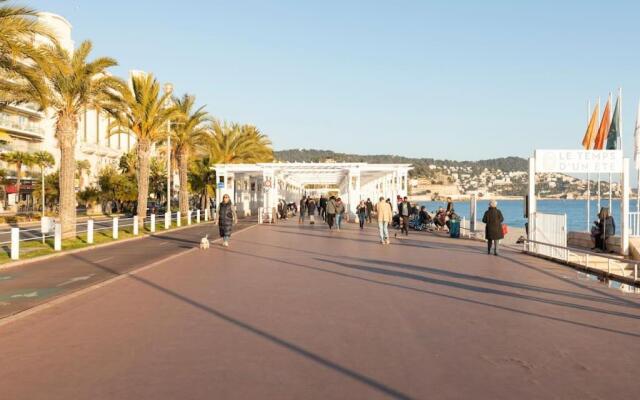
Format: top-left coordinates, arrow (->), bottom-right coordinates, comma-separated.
163,83 -> 173,212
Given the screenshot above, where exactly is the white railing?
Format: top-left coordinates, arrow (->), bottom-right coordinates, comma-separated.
5,209 -> 214,262
629,211 -> 640,237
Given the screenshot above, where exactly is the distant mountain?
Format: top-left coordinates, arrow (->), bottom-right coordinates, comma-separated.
273,149 -> 528,177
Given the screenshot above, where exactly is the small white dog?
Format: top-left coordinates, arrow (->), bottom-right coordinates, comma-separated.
199,234 -> 210,249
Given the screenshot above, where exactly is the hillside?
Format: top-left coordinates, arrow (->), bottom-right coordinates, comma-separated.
273,149 -> 528,177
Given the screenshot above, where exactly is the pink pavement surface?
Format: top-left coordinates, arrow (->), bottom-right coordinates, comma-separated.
0,219 -> 639,399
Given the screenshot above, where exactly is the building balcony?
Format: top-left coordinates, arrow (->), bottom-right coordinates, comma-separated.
2,104 -> 45,119
0,115 -> 45,139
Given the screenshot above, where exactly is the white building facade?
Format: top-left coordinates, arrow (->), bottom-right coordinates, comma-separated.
0,13 -> 135,210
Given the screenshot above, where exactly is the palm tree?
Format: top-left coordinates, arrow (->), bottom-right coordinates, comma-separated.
170,94 -> 210,216
0,150 -> 33,202
0,0 -> 53,99
31,150 -> 54,214
189,156 -> 215,211
76,159 -> 91,189
0,41 -> 123,238
209,121 -> 274,164
105,74 -> 179,228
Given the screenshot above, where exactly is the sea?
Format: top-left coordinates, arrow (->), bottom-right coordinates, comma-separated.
418,199 -> 639,232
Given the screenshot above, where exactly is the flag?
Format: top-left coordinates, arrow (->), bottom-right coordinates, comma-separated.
606,97 -> 620,150
593,98 -> 611,150
581,103 -> 600,149
634,102 -> 640,169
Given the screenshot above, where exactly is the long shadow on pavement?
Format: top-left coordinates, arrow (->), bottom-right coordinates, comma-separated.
222,248 -> 640,338
63,246 -> 413,400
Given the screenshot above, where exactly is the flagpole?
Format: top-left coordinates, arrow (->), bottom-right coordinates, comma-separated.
597,97 -> 601,214
587,100 -> 591,231
609,92 -> 613,209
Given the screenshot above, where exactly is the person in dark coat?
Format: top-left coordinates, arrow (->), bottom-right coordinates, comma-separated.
365,198 -> 373,223
482,200 -> 504,255
326,196 -> 337,230
218,194 -> 237,247
594,207 -> 615,253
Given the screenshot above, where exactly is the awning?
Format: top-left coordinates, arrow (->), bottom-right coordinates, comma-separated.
0,130 -> 12,143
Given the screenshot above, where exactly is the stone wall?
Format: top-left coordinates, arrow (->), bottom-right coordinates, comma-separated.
567,231 -> 621,254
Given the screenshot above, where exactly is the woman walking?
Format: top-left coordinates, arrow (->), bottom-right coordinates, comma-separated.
357,200 -> 367,230
482,200 -> 504,256
218,194 -> 237,247
335,198 -> 346,230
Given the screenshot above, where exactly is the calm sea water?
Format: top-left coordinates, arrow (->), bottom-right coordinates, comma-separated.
418,199 -> 640,232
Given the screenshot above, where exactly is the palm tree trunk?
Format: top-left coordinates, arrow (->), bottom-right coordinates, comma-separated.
178,149 -> 189,216
57,117 -> 77,239
15,161 -> 21,207
136,140 -> 151,228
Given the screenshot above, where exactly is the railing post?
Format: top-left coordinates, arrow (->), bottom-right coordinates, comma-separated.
54,223 -> 61,251
87,219 -> 94,244
10,227 -> 19,260
204,208 -> 209,221
112,217 -> 119,239
150,214 -> 156,233
634,263 -> 638,281
607,257 -> 611,274
196,209 -> 201,224
258,207 -> 263,224
165,212 -> 171,229
133,216 -> 139,235
176,211 -> 181,227
187,210 -> 192,225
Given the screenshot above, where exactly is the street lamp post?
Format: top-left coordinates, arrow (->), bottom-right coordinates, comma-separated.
164,83 -> 173,214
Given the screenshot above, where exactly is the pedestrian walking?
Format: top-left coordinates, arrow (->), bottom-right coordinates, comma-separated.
357,200 -> 367,230
335,197 -> 346,230
307,197 -> 316,224
482,200 -> 504,255
319,195 -> 327,221
218,194 -> 237,247
376,196 -> 392,244
326,196 -> 337,230
365,198 -> 373,223
398,196 -> 411,236
298,196 -> 307,224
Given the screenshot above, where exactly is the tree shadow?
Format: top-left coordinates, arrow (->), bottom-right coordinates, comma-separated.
63,251 -> 413,400
223,248 -> 640,339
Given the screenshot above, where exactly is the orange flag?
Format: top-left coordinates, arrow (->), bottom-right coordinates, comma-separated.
581,103 -> 600,149
593,98 -> 611,150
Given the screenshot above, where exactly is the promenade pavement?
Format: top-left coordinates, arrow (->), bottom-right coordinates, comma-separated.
0,218 -> 639,399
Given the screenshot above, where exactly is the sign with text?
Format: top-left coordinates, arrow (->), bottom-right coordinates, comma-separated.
535,150 -> 623,173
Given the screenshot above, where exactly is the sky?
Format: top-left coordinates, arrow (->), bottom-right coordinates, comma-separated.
25,0 -> 640,162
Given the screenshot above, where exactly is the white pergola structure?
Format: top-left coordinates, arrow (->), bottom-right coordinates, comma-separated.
214,163 -> 412,218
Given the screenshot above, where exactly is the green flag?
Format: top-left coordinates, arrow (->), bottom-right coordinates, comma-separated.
606,97 -> 620,150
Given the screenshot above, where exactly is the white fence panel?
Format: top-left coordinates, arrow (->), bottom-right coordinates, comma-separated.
629,212 -> 640,237
533,212 -> 567,261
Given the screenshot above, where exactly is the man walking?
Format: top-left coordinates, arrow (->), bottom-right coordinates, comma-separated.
376,196 -> 392,244
299,196 -> 307,224
326,196 -> 337,230
399,196 -> 411,236
365,198 -> 373,223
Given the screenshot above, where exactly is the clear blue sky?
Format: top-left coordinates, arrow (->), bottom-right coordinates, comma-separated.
26,0 -> 640,161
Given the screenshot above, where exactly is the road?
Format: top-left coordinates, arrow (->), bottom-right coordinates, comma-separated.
0,219 -> 638,399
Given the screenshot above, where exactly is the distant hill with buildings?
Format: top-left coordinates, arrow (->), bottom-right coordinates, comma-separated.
273,149 -> 620,200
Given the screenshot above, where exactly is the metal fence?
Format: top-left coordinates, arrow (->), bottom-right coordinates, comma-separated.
629,211 -> 640,237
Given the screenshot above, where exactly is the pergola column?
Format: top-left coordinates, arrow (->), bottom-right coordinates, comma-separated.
347,168 -> 361,218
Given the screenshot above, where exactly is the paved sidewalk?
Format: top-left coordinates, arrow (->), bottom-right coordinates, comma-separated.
0,219 -> 638,399
0,219 -> 255,319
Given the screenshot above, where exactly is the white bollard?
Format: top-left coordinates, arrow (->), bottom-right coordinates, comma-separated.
133,216 -> 139,235
187,210 -> 192,225
150,214 -> 156,233
204,208 -> 209,221
165,212 -> 171,229
176,211 -> 181,227
196,209 -> 201,224
112,217 -> 119,239
87,219 -> 94,244
10,227 -> 19,260
258,207 -> 263,224
54,223 -> 62,251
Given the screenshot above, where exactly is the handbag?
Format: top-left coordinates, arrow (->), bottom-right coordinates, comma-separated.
501,224 -> 508,235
